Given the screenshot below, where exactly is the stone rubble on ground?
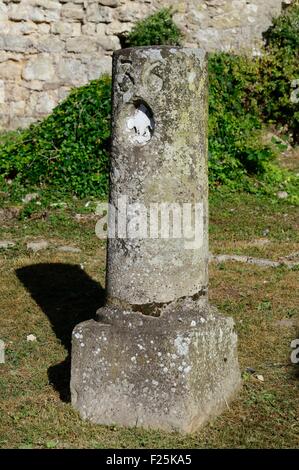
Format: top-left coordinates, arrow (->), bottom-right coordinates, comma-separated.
57,245 -> 81,253
0,240 -> 15,248
26,240 -> 49,252
210,253 -> 299,269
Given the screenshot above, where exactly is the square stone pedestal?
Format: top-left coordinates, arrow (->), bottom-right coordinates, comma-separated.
70,302 -> 241,433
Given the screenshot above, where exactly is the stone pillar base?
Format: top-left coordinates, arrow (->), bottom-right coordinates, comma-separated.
71,303 -> 241,433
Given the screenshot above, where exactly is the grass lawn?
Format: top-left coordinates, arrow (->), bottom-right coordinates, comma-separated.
0,190 -> 298,448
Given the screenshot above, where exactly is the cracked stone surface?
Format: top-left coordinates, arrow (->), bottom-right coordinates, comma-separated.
107,46 -> 209,307
71,304 -> 241,433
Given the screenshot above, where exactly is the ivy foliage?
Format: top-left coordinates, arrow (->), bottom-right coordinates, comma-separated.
0,76 -> 112,198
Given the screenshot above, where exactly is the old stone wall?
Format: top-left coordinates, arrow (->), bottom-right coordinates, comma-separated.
0,0 -> 292,130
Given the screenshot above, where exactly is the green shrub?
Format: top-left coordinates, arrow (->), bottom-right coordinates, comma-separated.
0,76 -> 112,198
208,53 -> 275,187
124,8 -> 183,47
258,2 -> 299,142
263,2 -> 299,51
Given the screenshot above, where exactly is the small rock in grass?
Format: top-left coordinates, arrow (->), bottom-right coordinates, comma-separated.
27,240 -> 49,252
22,193 -> 39,204
57,245 -> 81,253
256,374 -> 264,382
276,191 -> 288,199
245,367 -> 256,374
0,240 -> 16,249
274,318 -> 295,328
26,334 -> 36,342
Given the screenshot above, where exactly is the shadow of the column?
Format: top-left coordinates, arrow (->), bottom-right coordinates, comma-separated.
16,263 -> 105,402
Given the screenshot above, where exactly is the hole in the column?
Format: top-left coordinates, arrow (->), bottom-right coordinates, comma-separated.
126,100 -> 154,146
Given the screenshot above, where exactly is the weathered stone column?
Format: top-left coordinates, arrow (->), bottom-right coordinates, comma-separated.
106,46 -> 209,311
71,46 -> 241,433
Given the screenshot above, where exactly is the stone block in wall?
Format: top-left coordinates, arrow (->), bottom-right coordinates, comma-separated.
42,81 -> 61,91
208,13 -> 243,29
204,0 -> 227,6
7,20 -> 38,35
0,119 -> 9,132
99,0 -> 119,7
0,21 -> 10,34
66,37 -> 98,53
8,116 -> 36,130
0,80 -> 5,104
105,19 -> 133,35
0,101 -> 10,117
245,2 -> 259,15
81,55 -> 112,80
57,58 -> 87,85
61,2 -> 84,20
8,4 -> 60,22
0,60 -> 22,79
39,7 -> 61,22
38,23 -> 51,34
117,3 -> 149,22
0,51 -> 24,63
35,90 -> 57,114
58,86 -> 71,101
23,79 -> 44,91
51,21 -> 81,36
86,4 -> 113,23
37,35 -> 65,53
96,34 -> 120,51
96,23 -> 107,35
1,35 -> 36,53
27,0 -> 61,10
0,1 -> 8,21
191,28 -> 222,51
82,22 -> 96,35
22,55 -> 55,81
6,83 -> 30,101
9,100 -> 26,116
